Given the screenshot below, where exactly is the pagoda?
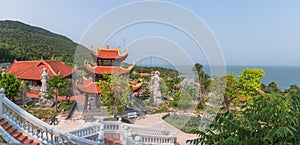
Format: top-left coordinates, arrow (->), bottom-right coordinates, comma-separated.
76,45 -> 142,112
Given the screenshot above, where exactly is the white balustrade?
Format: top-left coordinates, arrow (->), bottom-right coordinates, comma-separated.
69,120 -> 176,145
28,85 -> 41,90
124,123 -> 167,135
0,88 -> 177,145
0,88 -> 99,145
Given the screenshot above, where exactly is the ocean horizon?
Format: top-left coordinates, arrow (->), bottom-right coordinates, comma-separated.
137,64 -> 300,90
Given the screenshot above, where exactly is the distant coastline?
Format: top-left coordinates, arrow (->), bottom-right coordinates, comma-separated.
137,64 -> 300,90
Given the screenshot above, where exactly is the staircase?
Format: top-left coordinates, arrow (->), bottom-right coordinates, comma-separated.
0,116 -> 39,145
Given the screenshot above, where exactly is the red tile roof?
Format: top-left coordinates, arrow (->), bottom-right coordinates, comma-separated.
26,90 -> 78,101
76,77 -> 101,94
90,46 -> 128,60
132,82 -> 143,91
84,60 -> 134,75
76,77 -> 142,94
139,73 -> 152,77
7,59 -> 74,80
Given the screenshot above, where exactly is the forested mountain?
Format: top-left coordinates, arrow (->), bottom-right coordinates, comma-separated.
0,20 -> 89,64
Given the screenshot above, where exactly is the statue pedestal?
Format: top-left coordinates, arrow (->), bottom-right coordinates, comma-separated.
36,92 -> 54,107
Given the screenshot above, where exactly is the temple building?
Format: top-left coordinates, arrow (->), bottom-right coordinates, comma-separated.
85,45 -> 134,81
76,45 -> 142,111
6,58 -> 75,98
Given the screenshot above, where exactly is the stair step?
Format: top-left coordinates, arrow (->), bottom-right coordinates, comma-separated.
0,117 -> 40,144
32,141 -> 40,145
0,119 -> 8,126
6,126 -> 16,134
12,131 -> 22,138
23,138 -> 33,144
17,134 -> 27,142
3,124 -> 12,130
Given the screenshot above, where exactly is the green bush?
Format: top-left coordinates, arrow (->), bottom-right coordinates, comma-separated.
197,102 -> 205,110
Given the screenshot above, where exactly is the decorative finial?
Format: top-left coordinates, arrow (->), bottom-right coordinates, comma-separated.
40,56 -> 44,60
0,88 -> 4,94
50,56 -> 54,60
106,45 -> 110,49
135,135 -> 141,142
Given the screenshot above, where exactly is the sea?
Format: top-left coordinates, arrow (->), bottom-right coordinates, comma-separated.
226,65 -> 300,90
201,65 -> 300,91
139,64 -> 300,91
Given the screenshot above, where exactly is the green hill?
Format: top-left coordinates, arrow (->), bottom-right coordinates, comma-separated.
0,20 -> 89,64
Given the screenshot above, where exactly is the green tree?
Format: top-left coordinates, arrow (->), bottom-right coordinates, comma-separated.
97,73 -> 133,117
188,93 -> 299,145
19,80 -> 30,106
0,73 -> 20,102
263,81 -> 281,94
60,78 -> 73,104
286,85 -> 300,141
193,63 -> 210,97
48,75 -> 66,112
224,73 -> 239,108
166,77 -> 181,96
160,80 -> 168,97
238,67 -> 265,104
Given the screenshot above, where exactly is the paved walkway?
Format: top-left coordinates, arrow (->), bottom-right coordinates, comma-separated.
54,119 -> 97,132
135,113 -> 198,145
53,108 -> 97,132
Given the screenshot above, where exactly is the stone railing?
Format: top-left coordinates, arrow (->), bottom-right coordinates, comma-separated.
0,88 -> 99,145
68,124 -> 101,138
0,88 -> 177,145
137,134 -> 176,144
69,120 -> 176,145
28,85 -> 41,91
124,123 -> 166,135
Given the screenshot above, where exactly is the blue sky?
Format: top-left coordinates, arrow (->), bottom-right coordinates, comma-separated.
1,0 -> 300,66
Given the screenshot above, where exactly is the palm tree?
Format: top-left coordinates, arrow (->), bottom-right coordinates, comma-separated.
20,80 -> 30,106
193,63 -> 210,97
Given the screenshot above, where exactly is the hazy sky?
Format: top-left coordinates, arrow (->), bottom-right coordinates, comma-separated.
1,0 -> 300,66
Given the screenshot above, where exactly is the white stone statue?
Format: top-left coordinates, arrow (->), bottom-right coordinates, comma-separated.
151,71 -> 164,105
37,68 -> 54,107
40,68 -> 49,93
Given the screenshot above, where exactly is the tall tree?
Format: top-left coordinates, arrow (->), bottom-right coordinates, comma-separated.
48,75 -> 66,112
97,73 -> 133,117
0,73 -> 20,102
237,67 -> 265,104
193,63 -> 210,97
60,78 -> 73,104
19,80 -> 30,106
224,73 -> 239,108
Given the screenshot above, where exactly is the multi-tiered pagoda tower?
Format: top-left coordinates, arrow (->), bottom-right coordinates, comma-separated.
76,45 -> 142,113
